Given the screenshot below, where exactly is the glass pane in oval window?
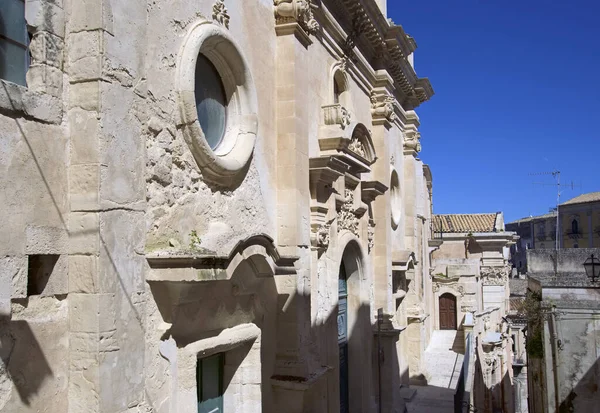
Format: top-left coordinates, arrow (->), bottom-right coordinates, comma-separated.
194,54 -> 227,150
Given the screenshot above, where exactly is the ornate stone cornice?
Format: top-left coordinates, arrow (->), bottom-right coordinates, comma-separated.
322,0 -> 434,108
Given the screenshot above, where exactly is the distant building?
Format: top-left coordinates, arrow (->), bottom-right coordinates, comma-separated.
507,191 -> 600,273
431,213 -> 519,413
526,248 -> 600,413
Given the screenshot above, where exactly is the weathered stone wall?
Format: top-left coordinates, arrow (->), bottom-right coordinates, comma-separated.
0,0 -> 68,410
0,0 -> 436,412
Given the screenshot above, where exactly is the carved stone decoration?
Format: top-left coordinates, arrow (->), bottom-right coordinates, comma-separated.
212,0 -> 230,28
322,104 -> 351,129
457,285 -> 465,297
367,220 -> 375,253
403,130 -> 421,153
337,189 -> 359,236
390,154 -> 395,165
481,264 -> 511,286
433,283 -> 440,293
370,90 -> 396,122
348,136 -> 366,158
313,222 -> 331,249
274,0 -> 319,34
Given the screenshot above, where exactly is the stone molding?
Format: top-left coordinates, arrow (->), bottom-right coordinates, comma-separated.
175,19 -> 258,186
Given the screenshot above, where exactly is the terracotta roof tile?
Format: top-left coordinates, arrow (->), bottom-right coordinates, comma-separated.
433,213 -> 498,233
561,191 -> 600,206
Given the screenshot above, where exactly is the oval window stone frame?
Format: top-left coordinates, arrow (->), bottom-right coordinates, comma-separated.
390,168 -> 402,229
176,19 -> 258,185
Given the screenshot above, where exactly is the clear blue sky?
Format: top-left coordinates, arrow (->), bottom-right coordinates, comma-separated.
389,0 -> 600,223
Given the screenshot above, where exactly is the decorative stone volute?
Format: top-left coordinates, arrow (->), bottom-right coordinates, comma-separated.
274,0 -> 319,34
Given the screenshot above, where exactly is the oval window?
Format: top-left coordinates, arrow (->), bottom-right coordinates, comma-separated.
194,54 -> 227,150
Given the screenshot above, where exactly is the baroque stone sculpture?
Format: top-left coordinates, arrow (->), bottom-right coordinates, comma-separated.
274,0 -> 319,34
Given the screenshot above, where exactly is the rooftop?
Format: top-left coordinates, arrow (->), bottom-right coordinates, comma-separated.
433,213 -> 500,233
561,191 -> 600,206
507,211 -> 557,225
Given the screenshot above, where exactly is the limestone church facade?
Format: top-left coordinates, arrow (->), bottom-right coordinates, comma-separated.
0,0 -> 436,412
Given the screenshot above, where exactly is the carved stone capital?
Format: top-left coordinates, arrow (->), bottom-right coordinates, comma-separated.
370,90 -> 396,123
274,0 -> 319,34
403,130 -> 421,153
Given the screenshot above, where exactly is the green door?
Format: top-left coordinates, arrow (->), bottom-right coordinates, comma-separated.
197,353 -> 224,413
338,262 -> 349,413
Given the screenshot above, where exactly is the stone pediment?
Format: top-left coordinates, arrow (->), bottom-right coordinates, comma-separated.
318,122 -> 376,176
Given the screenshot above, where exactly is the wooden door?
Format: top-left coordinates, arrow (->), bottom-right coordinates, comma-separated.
439,293 -> 457,330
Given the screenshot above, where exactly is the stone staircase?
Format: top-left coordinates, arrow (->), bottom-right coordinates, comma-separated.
423,330 -> 464,390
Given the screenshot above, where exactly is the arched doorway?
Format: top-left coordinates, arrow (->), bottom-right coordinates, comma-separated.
439,293 -> 457,330
332,240 -> 371,413
338,261 -> 349,413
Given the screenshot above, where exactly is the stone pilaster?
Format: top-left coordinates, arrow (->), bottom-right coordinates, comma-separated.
272,24 -> 319,409
66,0 -> 146,411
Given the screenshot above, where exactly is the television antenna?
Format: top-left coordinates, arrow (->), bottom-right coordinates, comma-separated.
529,170 -> 581,250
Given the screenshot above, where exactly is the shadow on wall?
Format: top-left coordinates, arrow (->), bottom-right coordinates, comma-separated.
0,315 -> 53,406
559,356 -> 600,413
311,300 -> 401,412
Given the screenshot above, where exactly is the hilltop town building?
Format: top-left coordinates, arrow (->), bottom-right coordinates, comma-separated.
428,213 -> 519,413
507,191 -> 600,273
0,0 -> 443,412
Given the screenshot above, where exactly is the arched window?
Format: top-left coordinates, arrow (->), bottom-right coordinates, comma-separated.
571,219 -> 579,234
333,77 -> 341,104
332,69 -> 349,107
